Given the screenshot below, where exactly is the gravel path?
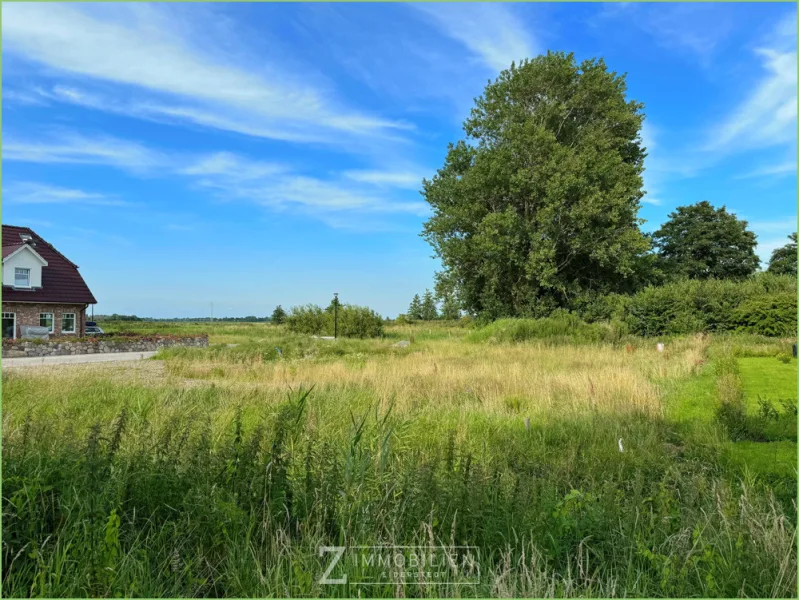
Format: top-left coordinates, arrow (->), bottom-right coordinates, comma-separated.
3,351 -> 157,368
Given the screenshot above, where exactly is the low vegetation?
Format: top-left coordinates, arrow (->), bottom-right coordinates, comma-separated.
3,322 -> 796,597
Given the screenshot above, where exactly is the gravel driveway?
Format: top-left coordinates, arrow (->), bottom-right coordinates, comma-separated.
3,351 -> 158,368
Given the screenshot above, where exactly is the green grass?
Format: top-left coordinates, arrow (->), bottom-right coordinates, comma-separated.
725,441 -> 797,479
665,362 -> 717,423
739,356 -> 797,409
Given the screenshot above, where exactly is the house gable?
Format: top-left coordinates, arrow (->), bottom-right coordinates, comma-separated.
2,225 -> 97,304
2,244 -> 49,289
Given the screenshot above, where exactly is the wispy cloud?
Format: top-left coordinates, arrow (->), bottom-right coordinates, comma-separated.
178,152 -> 286,180
4,131 -> 429,223
705,11 -> 797,153
180,153 -> 428,219
342,169 -> 424,190
736,158 -> 797,179
411,3 -> 537,73
3,88 -> 50,106
2,3 -> 412,147
595,3 -> 738,67
3,130 -> 166,173
3,183 -> 132,207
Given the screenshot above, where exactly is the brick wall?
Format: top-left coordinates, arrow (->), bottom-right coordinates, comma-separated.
2,302 -> 86,338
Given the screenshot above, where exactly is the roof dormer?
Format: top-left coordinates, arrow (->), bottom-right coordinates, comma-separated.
2,243 -> 48,289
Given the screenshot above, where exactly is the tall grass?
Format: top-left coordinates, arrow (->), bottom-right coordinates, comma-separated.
2,324 -> 796,597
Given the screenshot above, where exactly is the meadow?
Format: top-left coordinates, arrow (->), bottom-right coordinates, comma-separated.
2,321 -> 796,597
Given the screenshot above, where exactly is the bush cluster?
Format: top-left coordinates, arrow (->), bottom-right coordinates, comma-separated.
285,304 -> 384,338
579,273 -> 797,337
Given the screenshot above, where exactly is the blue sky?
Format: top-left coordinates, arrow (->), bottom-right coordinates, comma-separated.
2,2 -> 796,318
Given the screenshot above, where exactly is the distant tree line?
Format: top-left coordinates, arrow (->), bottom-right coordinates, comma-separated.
96,314 -> 272,322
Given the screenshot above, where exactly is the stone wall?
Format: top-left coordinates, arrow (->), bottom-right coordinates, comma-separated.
2,335 -> 208,358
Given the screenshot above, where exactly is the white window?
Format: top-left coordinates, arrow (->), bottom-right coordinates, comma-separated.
39,313 -> 54,333
14,268 -> 30,288
61,313 -> 76,334
2,312 -> 16,339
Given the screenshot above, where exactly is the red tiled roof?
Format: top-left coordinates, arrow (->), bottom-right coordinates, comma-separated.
2,225 -> 97,304
2,244 -> 24,259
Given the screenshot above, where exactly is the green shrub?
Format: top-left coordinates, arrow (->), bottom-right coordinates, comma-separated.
285,304 -> 327,335
336,305 -> 384,338
731,293 -> 797,337
622,274 -> 797,337
286,304 -> 383,338
466,313 -> 616,344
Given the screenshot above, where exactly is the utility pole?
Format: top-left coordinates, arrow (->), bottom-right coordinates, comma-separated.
333,292 -> 339,339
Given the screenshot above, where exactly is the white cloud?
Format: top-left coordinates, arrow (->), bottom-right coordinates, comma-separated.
706,12 -> 797,153
4,183 -> 132,207
3,131 -> 428,222
3,130 -> 166,173
411,4 -> 537,73
2,3 -> 411,147
179,152 -> 286,180
3,88 -> 50,106
180,153 -> 428,218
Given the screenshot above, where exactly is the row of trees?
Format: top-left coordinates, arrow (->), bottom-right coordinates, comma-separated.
420,51 -> 796,320
406,289 -> 461,321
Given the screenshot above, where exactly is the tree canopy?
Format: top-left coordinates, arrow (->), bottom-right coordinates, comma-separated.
421,51 -> 651,318
652,201 -> 760,280
767,232 -> 797,276
270,305 -> 287,325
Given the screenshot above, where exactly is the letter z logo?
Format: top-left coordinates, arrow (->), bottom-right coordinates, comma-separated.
319,546 -> 346,584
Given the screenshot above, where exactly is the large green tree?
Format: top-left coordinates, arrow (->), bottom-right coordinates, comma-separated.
767,232 -> 797,276
652,201 -> 760,280
421,52 -> 651,318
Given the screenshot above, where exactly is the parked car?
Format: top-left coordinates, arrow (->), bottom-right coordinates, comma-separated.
85,322 -> 105,336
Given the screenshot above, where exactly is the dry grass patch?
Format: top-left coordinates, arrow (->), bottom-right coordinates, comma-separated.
163,335 -> 709,419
